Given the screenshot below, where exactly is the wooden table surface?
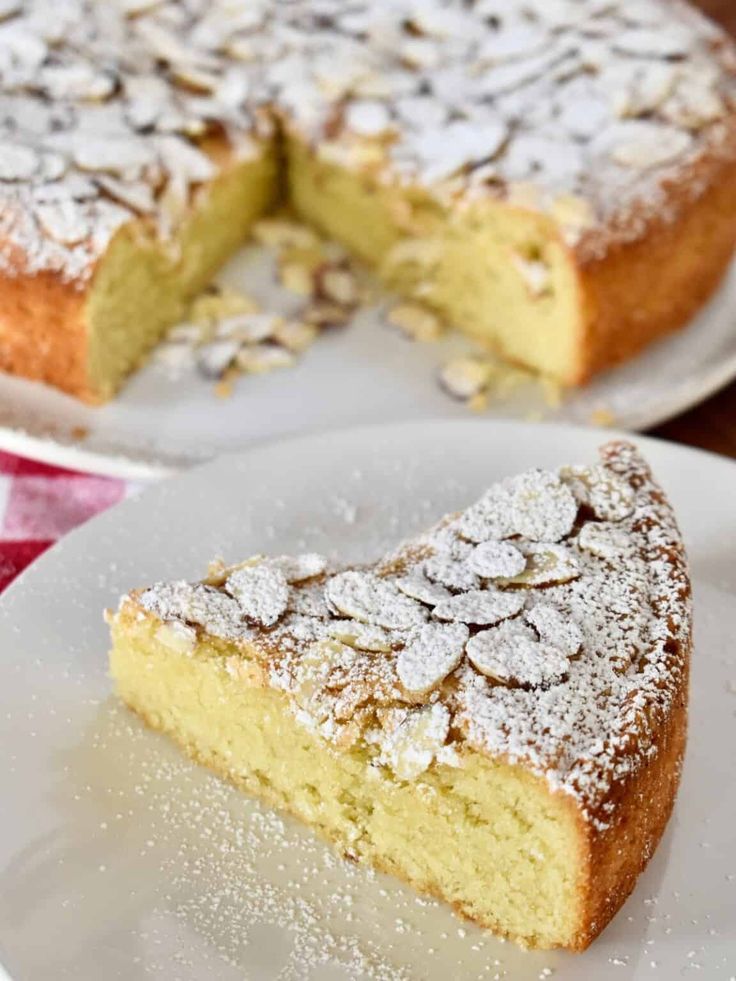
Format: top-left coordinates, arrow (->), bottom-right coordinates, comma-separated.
648,0 -> 736,457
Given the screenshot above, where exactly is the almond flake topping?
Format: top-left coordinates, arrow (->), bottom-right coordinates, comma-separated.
508,470 -> 578,542
395,572 -> 451,607
423,555 -> 479,592
326,570 -> 427,630
224,565 -> 290,627
467,541 -> 526,579
378,703 -> 451,780
466,619 -> 570,689
561,464 -> 635,521
125,441 -> 691,812
266,553 -> 327,583
432,588 -> 525,626
397,622 -> 469,695
525,604 -> 583,657
497,542 -> 580,587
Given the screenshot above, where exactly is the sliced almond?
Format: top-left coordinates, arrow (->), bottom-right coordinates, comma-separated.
96,175 -> 156,214
467,541 -> 526,579
525,604 -> 583,657
303,301 -> 351,330
235,343 -> 296,375
327,620 -> 395,653
216,312 -> 280,344
36,200 -> 90,245
266,553 -> 327,583
560,464 -> 635,521
466,619 -> 569,688
497,542 -> 580,587
195,339 -> 239,379
438,357 -> 492,401
0,144 -> 39,181
273,319 -> 318,353
432,587 -> 525,626
155,620 -> 196,654
316,265 -> 360,307
397,622 -> 468,695
387,303 -> 444,342
423,555 -> 479,592
508,470 -> 578,543
224,565 -> 290,627
325,570 -> 427,630
577,521 -> 632,559
380,703 -> 450,780
395,572 -> 451,607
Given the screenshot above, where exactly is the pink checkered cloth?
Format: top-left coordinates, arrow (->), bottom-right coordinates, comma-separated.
0,451 -> 129,592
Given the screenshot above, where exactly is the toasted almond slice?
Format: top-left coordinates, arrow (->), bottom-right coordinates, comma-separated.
397,622 -> 468,695
327,620 -> 395,653
273,319 -> 318,353
438,357 -> 492,401
155,620 -> 196,654
456,485 -> 515,543
395,572 -> 451,607
235,343 -> 296,374
288,581 -> 333,618
432,587 -> 524,626
36,200 -> 90,245
525,604 -> 583,657
195,339 -> 239,379
224,565 -> 290,627
266,553 -> 327,583
96,175 -> 156,214
508,469 -> 578,542
345,99 -> 392,136
577,521 -> 632,559
0,144 -> 39,181
466,619 -> 569,688
72,136 -> 154,177
497,542 -> 580,587
317,266 -> 360,307
423,555 -> 479,592
560,464 -> 635,521
380,703 -> 450,780
387,303 -> 444,342
325,570 -> 427,630
467,541 -> 526,579
303,300 -> 351,329
216,313 -> 280,344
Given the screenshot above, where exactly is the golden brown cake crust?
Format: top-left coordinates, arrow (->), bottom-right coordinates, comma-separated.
0,263 -> 92,401
575,125 -> 736,384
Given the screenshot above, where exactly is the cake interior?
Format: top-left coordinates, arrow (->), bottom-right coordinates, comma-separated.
83,123 -> 588,401
110,609 -> 585,950
287,137 -> 585,382
85,142 -> 277,401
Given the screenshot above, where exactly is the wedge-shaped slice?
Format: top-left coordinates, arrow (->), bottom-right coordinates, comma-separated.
108,441 -> 690,950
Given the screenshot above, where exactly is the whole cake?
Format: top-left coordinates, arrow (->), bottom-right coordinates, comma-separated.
108,441 -> 691,950
2,0 -> 735,402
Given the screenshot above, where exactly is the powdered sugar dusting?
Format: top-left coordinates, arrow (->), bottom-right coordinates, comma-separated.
124,440 -> 691,829
1,0 -> 735,281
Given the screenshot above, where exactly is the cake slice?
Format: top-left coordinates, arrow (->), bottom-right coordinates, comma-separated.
108,441 -> 690,950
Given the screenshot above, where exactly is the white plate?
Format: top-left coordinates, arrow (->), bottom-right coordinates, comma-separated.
0,247 -> 734,480
0,420 -> 734,980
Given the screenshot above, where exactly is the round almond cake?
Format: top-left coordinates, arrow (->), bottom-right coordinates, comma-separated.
0,0 -> 735,400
